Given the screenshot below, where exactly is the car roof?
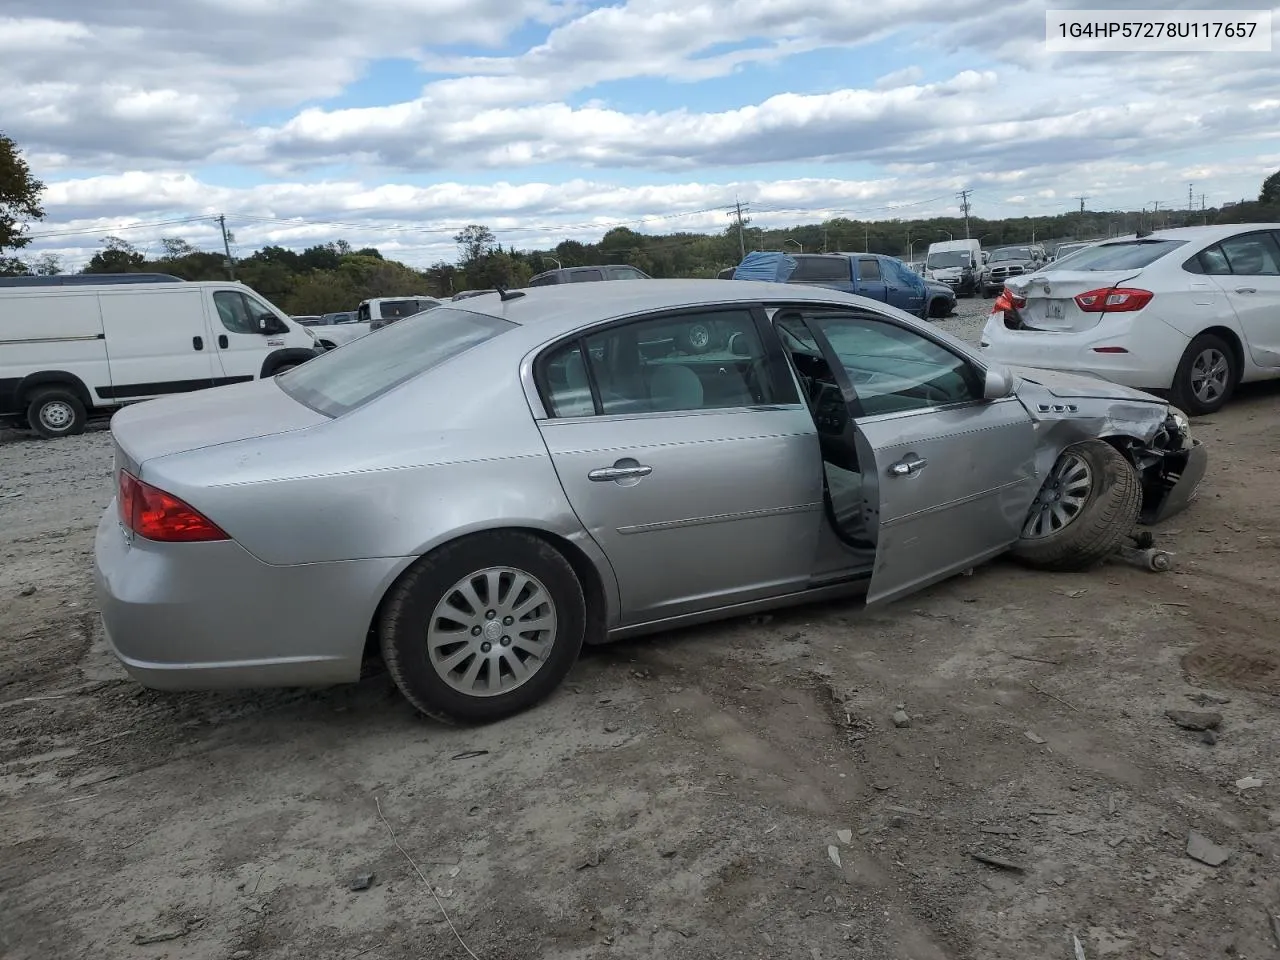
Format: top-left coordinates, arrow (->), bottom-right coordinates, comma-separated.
1104,224 -> 1280,244
445,279 -> 867,337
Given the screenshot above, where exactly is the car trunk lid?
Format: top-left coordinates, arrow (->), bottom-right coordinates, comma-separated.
1009,269 -> 1143,332
110,377 -> 329,472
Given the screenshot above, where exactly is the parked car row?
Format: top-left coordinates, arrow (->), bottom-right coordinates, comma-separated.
728,251 -> 956,320
980,224 -> 1280,415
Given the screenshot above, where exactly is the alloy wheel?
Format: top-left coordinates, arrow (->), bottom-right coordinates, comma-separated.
1189,348 -> 1229,405
426,566 -> 558,697
1022,452 -> 1093,539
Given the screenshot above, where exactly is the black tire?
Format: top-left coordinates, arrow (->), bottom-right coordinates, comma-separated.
1170,332 -> 1238,416
26,388 -> 87,440
1011,440 -> 1140,572
379,531 -> 586,724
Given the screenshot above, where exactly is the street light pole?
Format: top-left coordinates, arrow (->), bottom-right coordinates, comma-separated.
785,238 -> 803,253
542,255 -> 562,269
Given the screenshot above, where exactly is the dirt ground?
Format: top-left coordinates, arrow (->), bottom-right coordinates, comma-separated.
3,301 -> 1279,960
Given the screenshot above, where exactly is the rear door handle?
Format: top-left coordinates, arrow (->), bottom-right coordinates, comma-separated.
192,336 -> 203,350
218,334 -> 229,348
1236,287 -> 1257,294
888,454 -> 928,478
589,463 -> 653,482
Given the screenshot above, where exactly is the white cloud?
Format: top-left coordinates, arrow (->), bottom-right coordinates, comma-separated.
2,0 -> 1279,272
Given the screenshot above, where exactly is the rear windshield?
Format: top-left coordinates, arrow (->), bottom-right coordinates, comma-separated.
277,307 -> 514,417
1059,239 -> 1187,271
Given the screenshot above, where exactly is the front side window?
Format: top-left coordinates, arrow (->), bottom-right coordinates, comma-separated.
806,313 -> 982,417
539,309 -> 774,418
570,269 -> 604,282
609,267 -> 647,280
213,291 -> 259,335
277,307 -> 514,417
857,259 -> 882,281
1219,232 -> 1280,276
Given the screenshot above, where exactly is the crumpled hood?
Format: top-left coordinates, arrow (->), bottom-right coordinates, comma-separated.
1009,365 -> 1166,405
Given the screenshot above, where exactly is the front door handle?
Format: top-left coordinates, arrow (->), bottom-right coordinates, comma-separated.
218,334 -> 229,348
1236,287 -> 1257,294
589,462 -> 653,482
192,336 -> 203,350
888,454 -> 928,478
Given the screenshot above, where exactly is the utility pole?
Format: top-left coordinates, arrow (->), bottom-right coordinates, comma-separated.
822,224 -> 828,253
864,222 -> 869,250
1075,196 -> 1088,213
1199,193 -> 1207,225
734,197 -> 747,260
1188,182 -> 1194,212
218,214 -> 236,280
957,189 -> 972,238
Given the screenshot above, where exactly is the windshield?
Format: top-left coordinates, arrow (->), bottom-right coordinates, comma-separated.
1053,239 -> 1187,271
991,247 -> 1033,262
926,251 -> 972,269
277,307 -> 514,417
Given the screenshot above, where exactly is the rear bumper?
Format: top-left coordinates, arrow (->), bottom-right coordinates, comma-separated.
980,313 -> 1189,391
94,504 -> 409,690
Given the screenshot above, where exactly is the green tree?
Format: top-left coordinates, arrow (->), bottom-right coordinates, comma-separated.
31,251 -> 62,276
0,133 -> 45,255
1260,170 -> 1280,206
84,236 -> 145,273
454,224 -> 496,265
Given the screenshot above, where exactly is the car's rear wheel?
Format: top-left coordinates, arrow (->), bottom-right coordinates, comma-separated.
26,388 -> 87,440
1011,440 -> 1140,572
379,531 -> 586,724
1170,333 -> 1238,416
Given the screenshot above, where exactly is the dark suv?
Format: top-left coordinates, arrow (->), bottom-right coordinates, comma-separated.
528,264 -> 651,285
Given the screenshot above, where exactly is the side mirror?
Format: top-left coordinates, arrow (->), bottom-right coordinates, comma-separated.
982,363 -> 1016,400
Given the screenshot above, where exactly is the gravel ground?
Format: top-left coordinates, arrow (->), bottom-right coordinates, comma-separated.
3,297 -> 1279,960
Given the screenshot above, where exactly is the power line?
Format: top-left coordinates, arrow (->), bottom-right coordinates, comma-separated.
24,215 -> 218,241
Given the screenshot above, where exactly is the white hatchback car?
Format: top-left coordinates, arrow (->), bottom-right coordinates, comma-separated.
980,225 -> 1280,414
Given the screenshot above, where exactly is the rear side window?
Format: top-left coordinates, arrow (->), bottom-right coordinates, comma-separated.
857,259 -> 882,281
277,307 -> 514,417
1219,232 -> 1280,276
528,273 -> 559,286
1061,239 -> 1187,271
570,269 -> 604,282
379,299 -> 430,319
791,256 -> 850,282
1185,245 -> 1232,275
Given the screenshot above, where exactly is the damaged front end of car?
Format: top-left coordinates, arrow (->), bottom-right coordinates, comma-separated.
1111,407 -> 1208,525
1011,370 -> 1209,527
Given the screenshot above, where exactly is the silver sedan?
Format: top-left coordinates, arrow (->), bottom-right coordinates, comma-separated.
94,281 -> 1207,722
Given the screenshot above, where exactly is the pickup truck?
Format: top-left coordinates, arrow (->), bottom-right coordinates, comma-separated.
731,251 -> 949,320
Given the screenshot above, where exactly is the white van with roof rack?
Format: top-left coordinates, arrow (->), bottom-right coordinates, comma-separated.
0,273 -> 319,438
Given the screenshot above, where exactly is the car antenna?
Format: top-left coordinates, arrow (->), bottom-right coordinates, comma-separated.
494,285 -> 525,302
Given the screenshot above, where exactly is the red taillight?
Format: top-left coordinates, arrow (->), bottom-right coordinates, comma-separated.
117,470 -> 229,543
1074,287 -> 1153,313
991,287 -> 1026,313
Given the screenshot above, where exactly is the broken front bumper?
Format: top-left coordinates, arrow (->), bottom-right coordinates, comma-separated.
1139,437 -> 1208,526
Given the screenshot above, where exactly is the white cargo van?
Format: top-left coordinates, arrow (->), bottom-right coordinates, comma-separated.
0,274 -> 320,438
924,238 -> 983,297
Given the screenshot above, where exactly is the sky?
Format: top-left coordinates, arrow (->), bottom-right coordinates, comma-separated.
4,0 -> 1280,269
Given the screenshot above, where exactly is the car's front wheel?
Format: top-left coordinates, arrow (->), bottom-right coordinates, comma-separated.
1170,333 -> 1238,416
1011,440 -> 1140,572
379,531 -> 586,724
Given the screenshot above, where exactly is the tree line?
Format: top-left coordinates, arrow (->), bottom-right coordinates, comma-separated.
4,132 -> 1280,316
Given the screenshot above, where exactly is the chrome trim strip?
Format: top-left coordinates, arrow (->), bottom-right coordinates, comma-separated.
616,501 -> 822,535
881,476 -> 1031,527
